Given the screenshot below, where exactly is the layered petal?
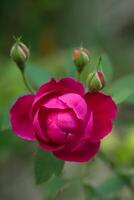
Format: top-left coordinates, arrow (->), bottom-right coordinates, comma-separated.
31,77 -> 85,118
59,93 -> 87,120
84,92 -> 117,142
85,92 -> 117,120
84,112 -> 93,137
43,96 -> 67,109
37,77 -> 85,97
10,94 -> 35,140
34,107 -> 79,145
53,139 -> 100,162
33,110 -> 63,151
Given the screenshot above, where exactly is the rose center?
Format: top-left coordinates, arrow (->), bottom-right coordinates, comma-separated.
45,110 -> 78,144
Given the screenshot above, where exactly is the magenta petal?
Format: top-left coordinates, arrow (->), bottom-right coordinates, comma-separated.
31,77 -> 85,118
33,111 -> 50,142
59,93 -> 87,120
85,92 -> 117,120
33,111 -> 62,151
36,77 -> 85,97
53,140 -> 100,162
43,96 -> 67,109
84,92 -> 117,142
37,137 -> 63,151
90,116 -> 113,142
36,78 -> 57,97
84,112 -> 93,137
38,108 -> 78,144
10,94 -> 35,141
59,77 -> 85,96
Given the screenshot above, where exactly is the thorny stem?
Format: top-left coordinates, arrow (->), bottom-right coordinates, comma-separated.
98,150 -> 134,195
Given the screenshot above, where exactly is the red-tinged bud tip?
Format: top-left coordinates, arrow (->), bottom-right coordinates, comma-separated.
72,47 -> 89,73
87,71 -> 105,92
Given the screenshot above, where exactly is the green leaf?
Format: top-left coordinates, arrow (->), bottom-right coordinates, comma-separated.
105,74 -> 134,104
83,184 -> 96,200
83,184 -> 106,200
126,93 -> 134,104
100,53 -> 113,81
34,148 -> 64,184
44,177 -> 65,200
97,175 -> 124,195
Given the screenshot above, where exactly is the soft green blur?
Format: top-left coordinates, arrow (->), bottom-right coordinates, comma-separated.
0,0 -> 134,200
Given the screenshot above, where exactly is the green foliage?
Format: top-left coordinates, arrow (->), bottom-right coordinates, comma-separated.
34,148 -> 64,184
126,93 -> 134,104
0,129 -> 33,159
83,184 -> 97,200
26,63 -> 50,88
100,53 -> 113,81
97,175 -> 124,196
106,74 -> 134,104
43,177 -> 65,200
115,127 -> 134,164
81,52 -> 113,83
83,175 -> 125,200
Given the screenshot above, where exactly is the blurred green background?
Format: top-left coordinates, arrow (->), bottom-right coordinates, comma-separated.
0,0 -> 134,199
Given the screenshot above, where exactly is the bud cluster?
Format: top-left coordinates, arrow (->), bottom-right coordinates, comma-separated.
10,40 -> 106,93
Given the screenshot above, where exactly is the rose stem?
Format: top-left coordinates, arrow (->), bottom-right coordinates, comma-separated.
98,150 -> 134,195
77,71 -> 81,82
97,56 -> 102,71
17,62 -> 34,94
21,70 -> 34,93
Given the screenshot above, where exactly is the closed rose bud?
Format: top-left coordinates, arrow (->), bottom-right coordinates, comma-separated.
87,71 -> 105,92
72,47 -> 89,73
10,41 -> 29,70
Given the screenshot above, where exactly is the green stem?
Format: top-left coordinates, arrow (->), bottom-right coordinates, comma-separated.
98,151 -> 134,195
77,72 -> 81,81
97,56 -> 102,70
16,62 -> 34,94
21,70 -> 34,93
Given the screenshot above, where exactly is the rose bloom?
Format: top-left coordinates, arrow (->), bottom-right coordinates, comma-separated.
10,77 -> 117,162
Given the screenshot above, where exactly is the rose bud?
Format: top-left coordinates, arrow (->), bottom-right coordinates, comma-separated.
10,77 -> 117,163
10,40 -> 29,70
87,71 -> 105,92
72,47 -> 89,73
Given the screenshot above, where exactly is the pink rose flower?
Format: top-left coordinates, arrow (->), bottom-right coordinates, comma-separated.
10,77 -> 117,162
